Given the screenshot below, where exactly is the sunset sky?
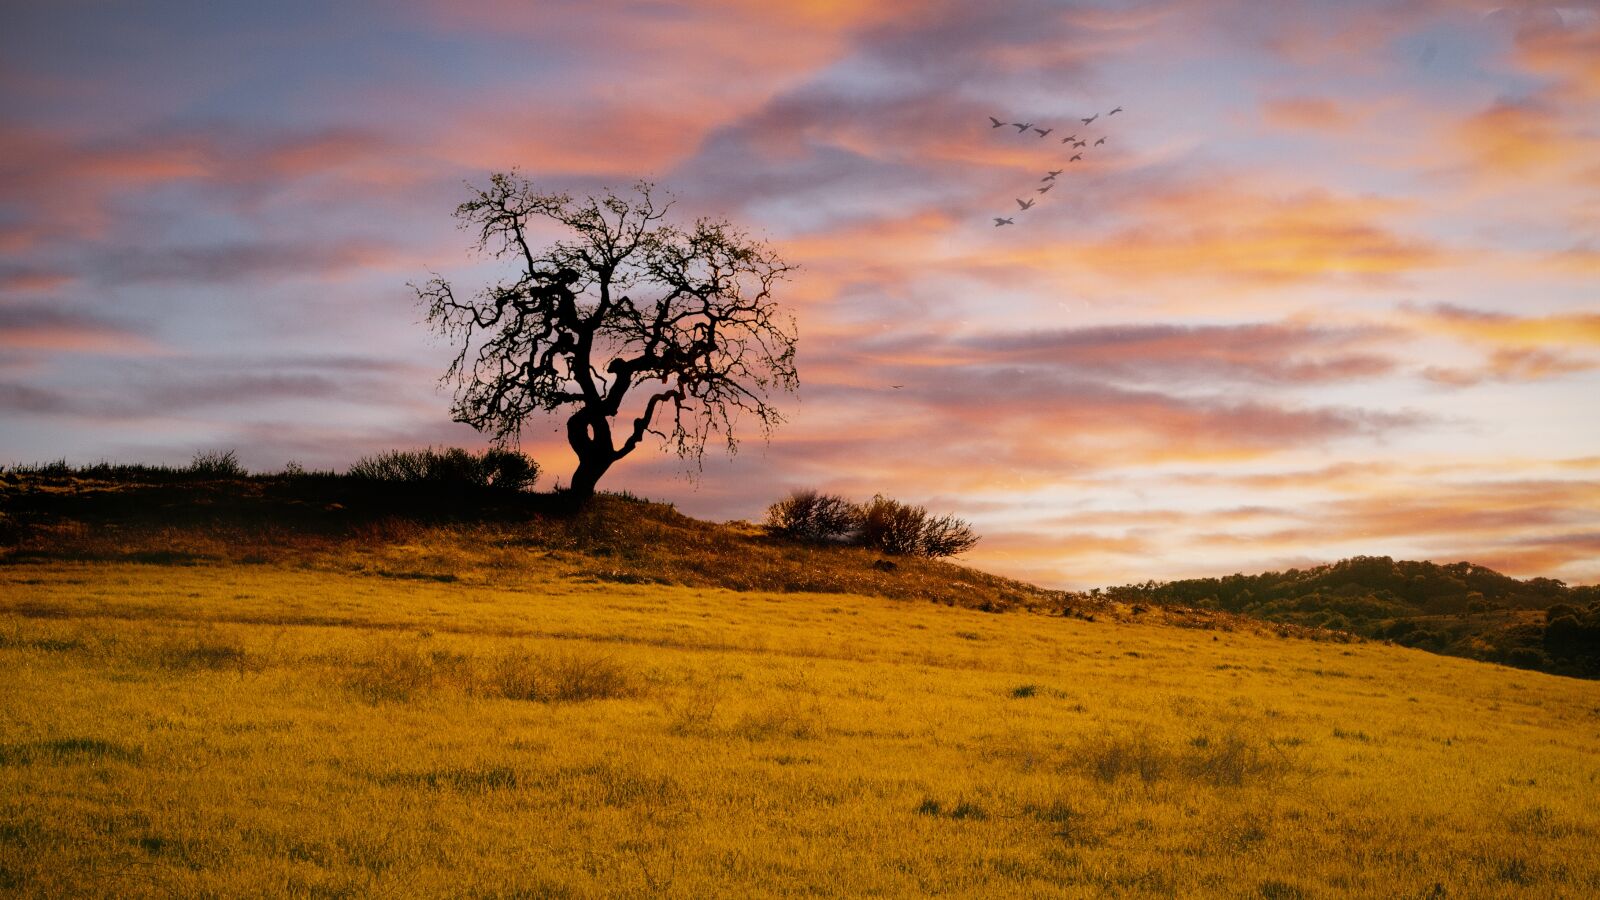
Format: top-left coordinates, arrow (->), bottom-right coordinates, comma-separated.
2,0 -> 1596,588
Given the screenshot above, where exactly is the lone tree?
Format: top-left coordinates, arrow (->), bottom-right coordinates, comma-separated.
416,174 -> 798,501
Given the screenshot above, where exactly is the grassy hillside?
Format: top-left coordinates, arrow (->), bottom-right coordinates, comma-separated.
3,473 -> 1599,896
1102,556 -> 1600,678
0,470 -> 1336,639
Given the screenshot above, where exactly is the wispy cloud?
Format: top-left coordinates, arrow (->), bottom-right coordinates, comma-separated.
954,321 -> 1401,384
1409,304 -> 1600,348
1260,96 -> 1355,131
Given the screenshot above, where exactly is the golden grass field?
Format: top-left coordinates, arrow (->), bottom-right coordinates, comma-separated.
3,533 -> 1600,897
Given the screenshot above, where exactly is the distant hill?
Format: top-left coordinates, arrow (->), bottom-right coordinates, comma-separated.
1098,556 -> 1600,678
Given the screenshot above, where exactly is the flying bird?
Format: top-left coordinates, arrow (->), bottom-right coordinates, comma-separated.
1016,198 -> 1035,210
1070,154 -> 1082,161
1012,122 -> 1034,133
1042,169 -> 1062,180
1059,134 -> 1077,144
1074,140 -> 1087,148
1095,137 -> 1106,146
1109,106 -> 1123,115
891,384 -> 904,389
993,217 -> 1014,226
989,116 -> 1006,128
1037,183 -> 1055,194
1034,127 -> 1053,137
1081,114 -> 1098,125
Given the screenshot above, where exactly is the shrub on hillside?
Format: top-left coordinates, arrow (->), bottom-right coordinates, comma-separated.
858,494 -> 978,559
347,447 -> 539,491
188,449 -> 245,477
763,490 -> 979,558
764,490 -> 861,542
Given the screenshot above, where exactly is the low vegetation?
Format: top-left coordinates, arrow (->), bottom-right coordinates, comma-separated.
347,446 -> 539,492
5,446 -> 538,492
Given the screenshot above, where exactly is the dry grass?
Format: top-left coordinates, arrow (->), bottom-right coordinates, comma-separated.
339,638 -> 637,704
2,556 -> 1599,897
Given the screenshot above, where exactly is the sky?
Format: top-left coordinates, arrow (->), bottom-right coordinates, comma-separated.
2,0 -> 1597,589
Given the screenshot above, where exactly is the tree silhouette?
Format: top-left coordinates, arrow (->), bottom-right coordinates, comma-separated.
416,174 -> 798,501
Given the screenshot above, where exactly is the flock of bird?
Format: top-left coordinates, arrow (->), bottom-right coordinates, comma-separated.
987,106 -> 1122,226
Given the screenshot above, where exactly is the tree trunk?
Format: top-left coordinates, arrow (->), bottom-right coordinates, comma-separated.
567,452 -> 612,503
564,409 -> 616,505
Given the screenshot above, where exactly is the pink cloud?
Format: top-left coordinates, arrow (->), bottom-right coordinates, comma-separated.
0,307 -> 161,355
1512,11 -> 1600,101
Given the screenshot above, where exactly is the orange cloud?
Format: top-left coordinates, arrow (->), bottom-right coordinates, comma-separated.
1170,461 -> 1402,493
1077,187 -> 1443,285
1260,96 -> 1352,131
436,104 -> 728,179
1247,477 -> 1592,529
1454,99 -> 1582,174
1462,533 -> 1600,584
1410,304 -> 1600,348
814,379 -> 1420,487
1198,477 -> 1598,547
778,210 -> 959,284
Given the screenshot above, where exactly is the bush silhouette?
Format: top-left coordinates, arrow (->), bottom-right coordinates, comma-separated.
188,449 -> 245,477
764,490 -> 860,542
857,495 -> 977,559
480,449 -> 540,491
765,491 -> 979,558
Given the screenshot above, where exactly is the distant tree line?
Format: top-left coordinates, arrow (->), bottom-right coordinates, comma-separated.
1103,556 -> 1600,678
